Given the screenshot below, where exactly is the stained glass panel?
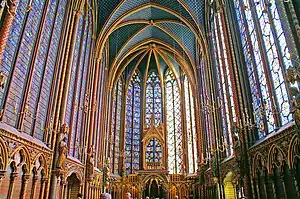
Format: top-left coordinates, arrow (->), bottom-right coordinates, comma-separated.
234,0 -> 293,138
145,71 -> 162,127
25,0 -> 59,139
165,69 -> 182,174
211,12 -> 234,156
146,137 -> 162,163
34,0 -> 68,139
3,0 -> 46,128
125,71 -> 141,174
68,16 -> 84,156
184,77 -> 198,174
0,0 -> 29,106
110,79 -> 123,174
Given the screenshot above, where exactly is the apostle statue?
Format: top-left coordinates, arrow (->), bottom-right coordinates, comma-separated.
87,145 -> 95,179
56,123 -> 69,169
57,137 -> 68,168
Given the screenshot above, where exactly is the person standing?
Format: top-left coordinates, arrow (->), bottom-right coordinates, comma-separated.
77,193 -> 83,199
100,193 -> 112,199
125,192 -> 132,199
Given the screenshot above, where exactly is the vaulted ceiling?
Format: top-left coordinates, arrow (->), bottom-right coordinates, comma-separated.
95,0 -> 207,89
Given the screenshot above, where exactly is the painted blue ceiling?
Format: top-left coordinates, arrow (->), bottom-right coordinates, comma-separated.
159,22 -> 196,59
114,25 -> 187,62
98,0 -> 205,32
99,0 -> 204,76
123,7 -> 179,21
109,23 -> 146,65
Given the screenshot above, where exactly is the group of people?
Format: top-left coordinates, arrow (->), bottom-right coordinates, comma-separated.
99,192 -> 132,199
77,192 -> 132,199
77,192 -> 187,198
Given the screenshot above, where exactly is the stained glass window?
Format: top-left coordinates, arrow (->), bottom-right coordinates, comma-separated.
234,0 -> 293,139
165,69 -> 183,174
145,71 -> 162,127
146,137 -> 162,163
110,78 -> 123,174
0,0 -> 68,141
25,0 -> 62,139
184,76 -> 198,173
1,0 -> 47,128
67,15 -> 84,157
211,12 -> 234,156
125,71 -> 141,174
0,0 -> 29,106
35,0 -> 68,140
198,57 -> 212,163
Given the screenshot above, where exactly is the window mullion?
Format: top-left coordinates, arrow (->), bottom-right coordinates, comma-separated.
248,0 -> 281,129
131,84 -> 134,174
215,14 -> 232,146
236,0 -> 268,137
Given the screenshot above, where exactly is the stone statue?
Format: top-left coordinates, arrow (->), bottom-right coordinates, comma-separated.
104,158 -> 111,187
87,145 -> 95,179
286,67 -> 300,138
57,137 -> 68,168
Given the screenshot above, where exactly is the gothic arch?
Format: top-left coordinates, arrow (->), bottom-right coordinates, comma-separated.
142,173 -> 169,188
65,167 -> 84,184
31,153 -> 48,176
252,152 -> 267,176
10,146 -> 30,174
0,136 -> 8,170
268,145 -> 286,172
288,134 -> 299,168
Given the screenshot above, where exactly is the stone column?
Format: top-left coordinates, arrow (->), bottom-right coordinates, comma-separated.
0,0 -> 17,64
20,174 -> 30,199
49,173 -> 58,199
39,177 -> 48,199
60,180 -> 67,199
290,169 -> 300,197
30,175 -> 39,199
0,170 -> 6,187
7,172 -> 18,199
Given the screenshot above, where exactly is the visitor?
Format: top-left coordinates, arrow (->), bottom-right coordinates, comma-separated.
77,193 -> 83,199
125,192 -> 132,199
145,196 -> 150,199
100,193 -> 112,199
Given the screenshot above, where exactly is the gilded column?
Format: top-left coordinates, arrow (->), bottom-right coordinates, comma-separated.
0,0 -> 17,65
60,180 -> 67,199
0,170 -> 5,187
20,174 -> 30,199
39,177 -> 48,199
49,1 -> 85,199
59,1 -> 85,123
7,172 -> 18,199
30,175 -> 38,199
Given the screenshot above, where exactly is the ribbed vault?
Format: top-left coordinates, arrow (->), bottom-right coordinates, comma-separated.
96,1 -> 208,89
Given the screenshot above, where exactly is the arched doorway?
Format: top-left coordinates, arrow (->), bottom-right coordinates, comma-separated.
66,173 -> 81,199
143,177 -> 165,198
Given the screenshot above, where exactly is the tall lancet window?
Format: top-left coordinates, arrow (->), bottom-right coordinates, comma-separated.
145,71 -> 162,127
0,0 -> 68,140
184,76 -> 198,173
110,78 -> 123,174
125,71 -> 141,174
234,0 -> 293,138
165,69 -> 183,174
211,12 -> 234,156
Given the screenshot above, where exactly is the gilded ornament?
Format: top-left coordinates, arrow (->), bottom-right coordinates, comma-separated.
87,145 -> 95,179
56,137 -> 68,169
